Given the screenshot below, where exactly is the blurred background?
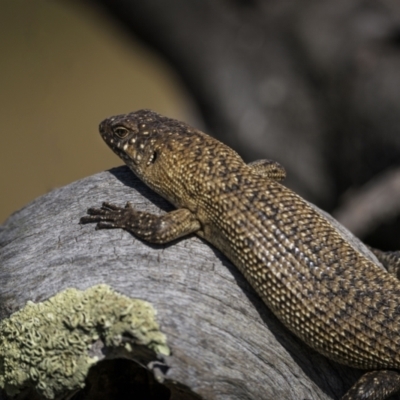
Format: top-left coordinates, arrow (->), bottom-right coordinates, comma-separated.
0,1 -> 198,224
2,0 -> 400,249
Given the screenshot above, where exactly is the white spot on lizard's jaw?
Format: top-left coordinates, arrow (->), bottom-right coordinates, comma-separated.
140,144 -> 145,149
123,143 -> 128,151
130,138 -> 136,144
147,153 -> 155,165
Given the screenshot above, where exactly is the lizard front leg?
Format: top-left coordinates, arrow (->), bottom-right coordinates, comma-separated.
80,202 -> 201,244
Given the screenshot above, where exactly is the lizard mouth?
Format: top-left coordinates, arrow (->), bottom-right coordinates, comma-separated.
125,146 -> 141,165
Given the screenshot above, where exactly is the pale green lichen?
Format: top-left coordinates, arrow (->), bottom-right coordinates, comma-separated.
0,284 -> 169,399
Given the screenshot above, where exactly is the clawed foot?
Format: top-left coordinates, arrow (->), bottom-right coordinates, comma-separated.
80,202 -> 135,230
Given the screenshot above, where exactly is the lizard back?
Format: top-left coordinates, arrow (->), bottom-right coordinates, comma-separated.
196,175 -> 400,370
97,109 -> 400,371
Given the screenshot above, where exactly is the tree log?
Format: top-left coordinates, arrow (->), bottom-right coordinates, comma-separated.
0,166 -> 392,399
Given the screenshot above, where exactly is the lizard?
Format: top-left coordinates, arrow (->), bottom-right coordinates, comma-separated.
81,109 -> 400,400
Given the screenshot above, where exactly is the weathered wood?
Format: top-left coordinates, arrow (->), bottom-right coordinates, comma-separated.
0,166 -> 384,399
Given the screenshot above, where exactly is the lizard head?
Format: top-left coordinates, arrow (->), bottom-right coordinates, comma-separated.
99,109 -> 161,171
98,109 -> 196,183
99,109 -> 246,207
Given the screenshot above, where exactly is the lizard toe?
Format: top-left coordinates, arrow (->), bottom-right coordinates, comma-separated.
102,202 -> 121,211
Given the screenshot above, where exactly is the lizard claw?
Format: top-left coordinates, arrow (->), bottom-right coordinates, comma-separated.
101,202 -> 121,211
86,207 -> 108,216
80,202 -> 136,230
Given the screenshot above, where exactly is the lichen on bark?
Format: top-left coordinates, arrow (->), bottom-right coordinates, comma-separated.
0,284 -> 169,399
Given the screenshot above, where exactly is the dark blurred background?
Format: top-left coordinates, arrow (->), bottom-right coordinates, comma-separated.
2,0 -> 400,250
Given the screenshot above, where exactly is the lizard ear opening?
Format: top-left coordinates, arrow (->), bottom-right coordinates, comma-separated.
149,151 -> 157,165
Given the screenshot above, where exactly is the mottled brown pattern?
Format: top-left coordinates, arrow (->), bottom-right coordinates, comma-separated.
81,110 -> 400,400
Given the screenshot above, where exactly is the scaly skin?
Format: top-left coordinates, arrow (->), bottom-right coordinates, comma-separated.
81,109 -> 400,399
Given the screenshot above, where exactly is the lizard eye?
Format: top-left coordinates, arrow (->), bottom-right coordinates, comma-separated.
113,127 -> 129,138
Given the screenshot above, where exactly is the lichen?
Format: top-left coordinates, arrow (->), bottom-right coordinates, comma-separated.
0,284 -> 169,399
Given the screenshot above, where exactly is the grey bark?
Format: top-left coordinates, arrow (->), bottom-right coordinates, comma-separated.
0,167 -> 391,399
